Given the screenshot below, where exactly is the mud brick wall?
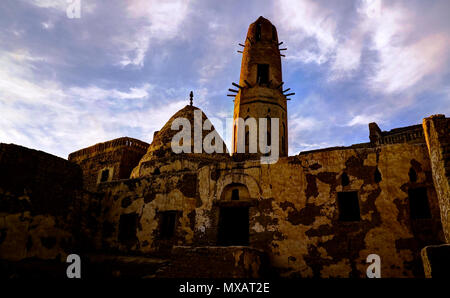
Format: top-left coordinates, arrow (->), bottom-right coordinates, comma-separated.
156,246 -> 268,278
69,137 -> 148,191
263,143 -> 443,277
0,144 -> 82,261
95,141 -> 444,277
423,115 -> 450,242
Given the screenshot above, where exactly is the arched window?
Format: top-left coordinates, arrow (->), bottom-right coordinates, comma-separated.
341,172 -> 350,186
255,23 -> 261,41
257,64 -> 269,85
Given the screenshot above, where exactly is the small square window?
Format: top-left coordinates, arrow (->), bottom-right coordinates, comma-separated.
231,189 -> 239,201
257,64 -> 269,85
255,23 -> 261,41
409,187 -> 431,219
160,211 -> 177,239
100,169 -> 109,182
337,191 -> 361,221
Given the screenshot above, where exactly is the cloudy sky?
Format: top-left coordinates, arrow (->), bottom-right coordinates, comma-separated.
0,0 -> 449,158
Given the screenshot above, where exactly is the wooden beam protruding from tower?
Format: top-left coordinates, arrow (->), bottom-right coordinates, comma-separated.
244,80 -> 252,88
232,82 -> 244,89
282,88 -> 291,93
278,41 -> 283,46
228,88 -> 239,93
279,48 -> 287,51
285,92 -> 295,97
239,43 -> 245,47
276,82 -> 284,90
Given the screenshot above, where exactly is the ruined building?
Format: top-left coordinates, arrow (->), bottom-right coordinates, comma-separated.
1,17 -> 449,278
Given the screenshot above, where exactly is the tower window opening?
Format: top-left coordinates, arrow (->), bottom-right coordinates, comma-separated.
255,23 -> 261,41
337,191 -> 361,221
257,64 -> 269,85
272,25 -> 277,41
231,189 -> 239,201
409,187 -> 431,219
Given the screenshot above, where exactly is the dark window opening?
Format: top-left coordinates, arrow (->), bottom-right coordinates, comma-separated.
153,168 -> 160,175
218,207 -> 249,246
255,23 -> 261,41
257,64 -> 269,85
272,25 -> 277,41
160,211 -> 177,239
374,168 -> 382,183
341,172 -> 350,186
337,191 -> 361,221
100,169 -> 109,182
231,189 -> 239,201
245,130 -> 249,147
409,168 -> 417,182
409,187 -> 431,219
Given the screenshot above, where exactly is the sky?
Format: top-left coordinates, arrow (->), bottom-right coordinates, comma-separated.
0,0 -> 449,158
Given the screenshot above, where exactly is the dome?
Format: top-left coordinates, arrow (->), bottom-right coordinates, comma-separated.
131,105 -> 229,177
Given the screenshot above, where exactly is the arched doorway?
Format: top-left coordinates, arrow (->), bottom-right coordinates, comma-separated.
217,183 -> 251,246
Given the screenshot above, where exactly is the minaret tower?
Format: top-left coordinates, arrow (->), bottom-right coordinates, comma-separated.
229,16 -> 293,157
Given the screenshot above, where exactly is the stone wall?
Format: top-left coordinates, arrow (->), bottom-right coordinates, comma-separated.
94,142 -> 444,277
369,122 -> 425,146
423,115 -> 450,242
0,144 -> 83,261
69,137 -> 148,191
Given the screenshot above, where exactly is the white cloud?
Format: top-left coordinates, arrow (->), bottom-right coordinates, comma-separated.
118,0 -> 192,67
69,84 -> 153,100
41,21 -> 54,30
276,0 -> 338,65
276,0 -> 450,94
0,49 -> 189,157
346,113 -> 383,126
370,33 -> 450,94
24,0 -> 96,14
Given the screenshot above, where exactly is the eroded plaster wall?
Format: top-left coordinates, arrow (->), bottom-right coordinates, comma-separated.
423,115 -> 450,242
96,142 -> 444,277
0,144 -> 83,261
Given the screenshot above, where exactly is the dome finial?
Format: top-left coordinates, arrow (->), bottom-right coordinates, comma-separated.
189,91 -> 194,106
